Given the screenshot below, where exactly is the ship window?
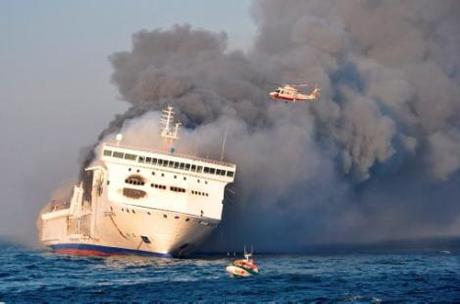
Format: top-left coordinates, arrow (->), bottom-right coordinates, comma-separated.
168,161 -> 174,168
174,175 -> 177,179
185,164 -> 191,170
125,153 -> 136,160
163,160 -> 168,167
138,156 -> 145,163
145,157 -> 151,163
152,183 -> 166,189
136,169 -> 140,173
174,162 -> 179,168
170,186 -> 185,192
152,158 -> 157,165
174,216 -> 179,219
163,214 -> 167,218
197,179 -> 200,183
205,181 -> 208,184
209,168 -> 216,174
152,171 -> 155,176
204,167 -> 210,173
183,177 -> 186,181
147,212 -> 151,215
186,218 -> 190,222
179,163 -> 185,169
220,170 -> 226,176
141,236 -> 151,244
125,175 -> 145,186
113,151 -> 124,158
191,165 -> 196,172
197,166 -> 203,173
227,171 -> 234,177
103,150 -> 112,156
128,168 -> 132,171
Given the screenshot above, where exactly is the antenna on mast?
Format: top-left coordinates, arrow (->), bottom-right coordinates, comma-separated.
160,105 -> 181,151
220,127 -> 228,161
115,133 -> 123,146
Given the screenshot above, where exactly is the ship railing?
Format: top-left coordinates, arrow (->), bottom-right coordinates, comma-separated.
104,143 -> 236,168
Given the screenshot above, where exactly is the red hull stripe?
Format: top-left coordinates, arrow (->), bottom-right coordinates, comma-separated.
54,249 -> 111,257
50,243 -> 172,258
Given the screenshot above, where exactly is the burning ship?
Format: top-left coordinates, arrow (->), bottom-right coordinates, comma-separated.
38,106 -> 236,257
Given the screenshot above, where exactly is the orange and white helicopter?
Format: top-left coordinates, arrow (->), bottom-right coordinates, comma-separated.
269,84 -> 320,103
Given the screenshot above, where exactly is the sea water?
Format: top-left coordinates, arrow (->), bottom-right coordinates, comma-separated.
0,241 -> 459,303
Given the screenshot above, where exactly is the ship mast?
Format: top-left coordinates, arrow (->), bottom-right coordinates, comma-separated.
160,105 -> 181,152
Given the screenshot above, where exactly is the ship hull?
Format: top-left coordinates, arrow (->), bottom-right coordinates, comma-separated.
39,139 -> 235,258
41,198 -> 219,258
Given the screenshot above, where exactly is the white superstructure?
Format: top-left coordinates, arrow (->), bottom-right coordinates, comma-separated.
39,106 -> 236,257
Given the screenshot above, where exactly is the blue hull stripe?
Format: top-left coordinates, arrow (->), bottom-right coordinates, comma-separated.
50,243 -> 172,258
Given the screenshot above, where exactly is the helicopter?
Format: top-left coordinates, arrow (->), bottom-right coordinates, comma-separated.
269,84 -> 320,103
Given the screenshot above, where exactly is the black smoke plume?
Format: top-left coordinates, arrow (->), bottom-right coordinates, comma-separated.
83,1 -> 460,251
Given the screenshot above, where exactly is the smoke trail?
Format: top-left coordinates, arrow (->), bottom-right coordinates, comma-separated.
81,1 -> 460,250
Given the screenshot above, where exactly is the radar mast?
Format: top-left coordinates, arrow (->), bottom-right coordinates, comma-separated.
160,105 -> 181,150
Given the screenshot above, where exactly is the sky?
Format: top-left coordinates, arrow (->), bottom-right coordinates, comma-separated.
0,0 -> 254,243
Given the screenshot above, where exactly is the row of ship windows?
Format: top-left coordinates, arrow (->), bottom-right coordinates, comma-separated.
191,190 -> 209,197
127,168 -> 208,184
125,179 -> 208,196
104,149 -> 234,178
